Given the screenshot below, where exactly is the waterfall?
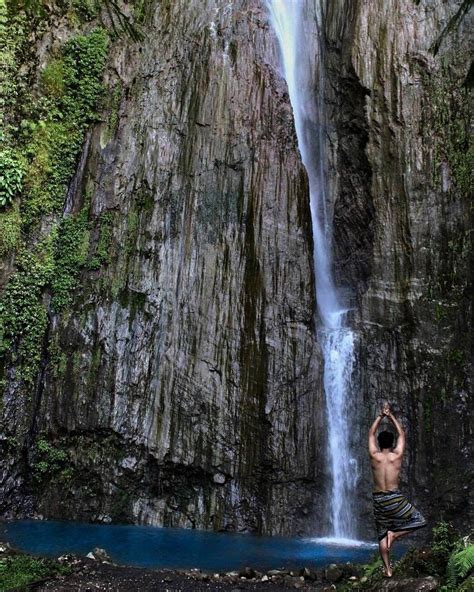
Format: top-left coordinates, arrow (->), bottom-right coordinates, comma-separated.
267,0 -> 358,539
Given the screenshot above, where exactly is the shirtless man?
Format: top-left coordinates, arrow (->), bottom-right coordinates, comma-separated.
368,404 -> 427,577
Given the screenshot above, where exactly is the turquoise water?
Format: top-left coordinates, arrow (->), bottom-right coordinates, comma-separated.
0,520 -> 405,571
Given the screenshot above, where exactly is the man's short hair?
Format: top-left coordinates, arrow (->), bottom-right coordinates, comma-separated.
377,430 -> 395,450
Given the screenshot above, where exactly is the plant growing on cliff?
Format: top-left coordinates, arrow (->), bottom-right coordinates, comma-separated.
0,203 -> 21,255
51,209 -> 90,311
0,22 -> 112,386
446,540 -> 474,588
0,148 -> 24,207
22,27 -> 109,222
33,437 -> 69,481
0,241 -> 54,384
9,0 -> 144,40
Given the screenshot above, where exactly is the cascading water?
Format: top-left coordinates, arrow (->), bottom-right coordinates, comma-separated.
267,0 -> 358,539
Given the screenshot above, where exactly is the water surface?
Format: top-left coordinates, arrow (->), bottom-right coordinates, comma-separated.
0,520 -> 391,571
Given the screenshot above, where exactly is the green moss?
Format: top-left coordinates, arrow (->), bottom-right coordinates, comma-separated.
0,0 -> 28,140
125,209 -> 139,254
100,82 -> 121,147
33,437 -> 69,482
0,202 -> 21,255
428,61 -> 473,198
110,273 -> 125,299
0,147 -> 24,207
51,208 -> 90,311
110,488 -> 131,519
40,58 -> 66,98
0,554 -> 72,591
72,0 -> 100,21
49,337 -> 67,379
135,186 -> 155,211
87,211 -> 114,270
0,18 -> 112,386
22,120 -> 81,222
21,28 -> 109,222
0,239 -> 54,384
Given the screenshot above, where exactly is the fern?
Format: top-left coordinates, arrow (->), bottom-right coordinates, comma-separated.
446,543 -> 474,587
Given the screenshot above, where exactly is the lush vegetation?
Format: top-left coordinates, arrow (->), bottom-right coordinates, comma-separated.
0,0 -> 114,386
337,523 -> 473,591
0,554 -> 71,591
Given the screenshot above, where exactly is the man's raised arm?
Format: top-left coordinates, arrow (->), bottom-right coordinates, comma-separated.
368,411 -> 384,457
387,408 -> 405,456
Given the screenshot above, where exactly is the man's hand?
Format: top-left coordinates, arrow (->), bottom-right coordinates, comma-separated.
384,405 -> 406,457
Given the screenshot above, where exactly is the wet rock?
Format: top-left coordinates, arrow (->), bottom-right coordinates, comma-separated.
325,563 -> 343,583
299,567 -> 315,580
268,569 -> 288,576
377,576 -> 440,591
0,0 -> 322,536
213,473 -> 226,485
343,563 -> 360,577
238,566 -> 256,579
96,514 -> 112,524
324,0 -> 472,536
0,542 -> 14,555
120,456 -> 139,471
86,547 -> 112,563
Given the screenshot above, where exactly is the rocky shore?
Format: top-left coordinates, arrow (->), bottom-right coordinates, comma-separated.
2,538 -> 471,592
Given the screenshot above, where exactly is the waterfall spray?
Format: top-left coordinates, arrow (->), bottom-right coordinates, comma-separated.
267,0 -> 358,539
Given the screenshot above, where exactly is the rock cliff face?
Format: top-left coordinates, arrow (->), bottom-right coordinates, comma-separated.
0,0 -> 323,535
0,0 -> 471,538
323,0 -> 472,536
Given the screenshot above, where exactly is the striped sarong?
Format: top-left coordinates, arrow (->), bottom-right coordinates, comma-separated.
373,489 -> 427,541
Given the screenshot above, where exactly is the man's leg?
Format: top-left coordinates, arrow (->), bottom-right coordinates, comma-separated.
378,536 -> 392,577
387,529 -> 411,550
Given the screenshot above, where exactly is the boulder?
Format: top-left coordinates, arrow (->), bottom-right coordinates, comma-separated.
0,542 -> 13,555
325,563 -> 344,583
376,576 -> 440,591
86,547 -> 112,563
238,566 -> 256,579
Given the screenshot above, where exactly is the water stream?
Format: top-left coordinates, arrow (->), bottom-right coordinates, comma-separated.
267,0 -> 358,539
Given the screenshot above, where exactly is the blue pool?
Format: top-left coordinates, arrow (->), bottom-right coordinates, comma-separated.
0,520 -> 400,571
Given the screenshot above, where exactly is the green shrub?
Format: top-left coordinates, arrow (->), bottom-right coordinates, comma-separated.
22,28 -> 109,222
0,241 -> 54,384
0,203 -> 21,255
33,437 -> 69,481
0,148 -> 23,207
0,554 -> 71,591
432,521 -> 459,563
51,209 -> 90,311
446,542 -> 474,588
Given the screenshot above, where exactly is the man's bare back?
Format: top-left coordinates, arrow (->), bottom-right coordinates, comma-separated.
370,450 -> 403,491
369,406 -> 405,491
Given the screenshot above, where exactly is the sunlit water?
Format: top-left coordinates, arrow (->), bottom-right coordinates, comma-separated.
267,0 -> 358,538
0,520 -> 385,571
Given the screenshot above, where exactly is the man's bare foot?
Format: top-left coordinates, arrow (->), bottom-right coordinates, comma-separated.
381,564 -> 393,578
379,536 -> 392,577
